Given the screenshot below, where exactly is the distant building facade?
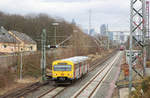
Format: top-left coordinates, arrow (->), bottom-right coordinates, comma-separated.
83,29 -> 88,34
0,27 -> 37,53
120,32 -> 125,43
112,32 -> 127,43
83,28 -> 96,36
89,28 -> 96,36
100,24 -> 107,36
108,32 -> 113,41
71,19 -> 76,25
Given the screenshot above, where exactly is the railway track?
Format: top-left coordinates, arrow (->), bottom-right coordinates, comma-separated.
0,82 -> 44,98
38,87 -> 66,98
71,52 -> 121,98
0,50 -> 117,98
37,51 -> 118,98
89,50 -> 117,71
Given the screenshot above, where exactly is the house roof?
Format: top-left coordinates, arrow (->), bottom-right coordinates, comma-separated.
0,26 -> 36,44
0,27 -> 19,43
10,31 -> 36,44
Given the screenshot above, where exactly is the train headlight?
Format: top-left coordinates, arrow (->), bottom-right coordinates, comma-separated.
68,73 -> 72,76
53,73 -> 57,76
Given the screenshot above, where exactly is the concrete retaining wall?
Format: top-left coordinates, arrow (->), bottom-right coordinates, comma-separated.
0,55 -> 18,68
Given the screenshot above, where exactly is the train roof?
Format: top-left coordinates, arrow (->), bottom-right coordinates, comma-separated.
58,56 -> 89,64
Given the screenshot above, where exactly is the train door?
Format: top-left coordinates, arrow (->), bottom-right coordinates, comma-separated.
75,63 -> 80,79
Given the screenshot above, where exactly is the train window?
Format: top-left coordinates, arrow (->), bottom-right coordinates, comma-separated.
58,63 -> 67,65
54,65 -> 71,71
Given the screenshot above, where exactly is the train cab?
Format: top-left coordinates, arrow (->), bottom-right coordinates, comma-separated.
52,56 -> 89,84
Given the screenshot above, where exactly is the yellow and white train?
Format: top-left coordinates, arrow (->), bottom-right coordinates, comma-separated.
52,56 -> 89,83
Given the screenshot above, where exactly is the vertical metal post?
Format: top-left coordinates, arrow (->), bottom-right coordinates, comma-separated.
88,9 -> 92,35
146,1 -> 150,60
138,16 -> 141,40
107,24 -> 110,50
142,0 -> 147,76
129,0 -> 133,96
52,23 -> 59,61
146,1 -> 150,39
20,52 -> 23,80
52,23 -> 59,45
129,0 -> 147,96
41,29 -> 46,82
54,26 -> 57,45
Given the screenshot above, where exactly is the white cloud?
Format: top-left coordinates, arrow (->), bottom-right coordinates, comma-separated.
0,0 -> 130,32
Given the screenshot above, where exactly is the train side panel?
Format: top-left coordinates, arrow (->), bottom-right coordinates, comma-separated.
74,61 -> 89,79
51,57 -> 89,83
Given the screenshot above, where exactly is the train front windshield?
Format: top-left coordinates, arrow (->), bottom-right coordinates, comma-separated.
54,65 -> 72,71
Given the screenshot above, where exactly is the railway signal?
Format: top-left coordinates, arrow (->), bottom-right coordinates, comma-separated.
47,45 -> 58,48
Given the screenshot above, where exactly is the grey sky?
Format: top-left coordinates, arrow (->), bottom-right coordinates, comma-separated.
0,0 -> 131,32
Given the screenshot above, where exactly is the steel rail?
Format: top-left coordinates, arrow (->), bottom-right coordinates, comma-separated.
89,50 -> 117,72
37,51 -> 117,98
37,87 -> 65,98
72,52 -> 120,98
0,82 -> 42,98
0,50 -> 117,98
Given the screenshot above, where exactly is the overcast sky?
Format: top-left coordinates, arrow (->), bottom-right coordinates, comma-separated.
0,0 -> 131,32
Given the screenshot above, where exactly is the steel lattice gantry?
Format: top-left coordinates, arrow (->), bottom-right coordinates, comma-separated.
129,0 -> 148,96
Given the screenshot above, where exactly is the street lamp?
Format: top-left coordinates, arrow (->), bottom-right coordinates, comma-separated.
52,23 -> 59,45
